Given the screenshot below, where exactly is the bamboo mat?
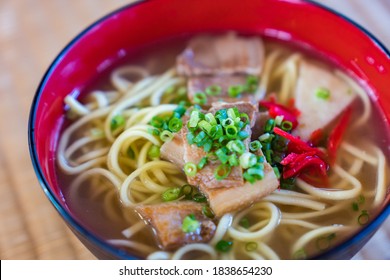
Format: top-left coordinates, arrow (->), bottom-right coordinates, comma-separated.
0,0 -> 389,260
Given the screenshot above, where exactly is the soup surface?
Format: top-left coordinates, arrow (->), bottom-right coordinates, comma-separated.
57,33 -> 389,259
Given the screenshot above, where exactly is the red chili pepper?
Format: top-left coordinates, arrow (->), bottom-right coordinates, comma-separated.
327,107 -> 352,165
280,152 -> 328,179
259,101 -> 299,128
273,127 -> 327,161
309,129 -> 324,147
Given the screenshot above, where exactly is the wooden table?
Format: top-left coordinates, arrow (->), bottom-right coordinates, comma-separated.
0,0 -> 389,259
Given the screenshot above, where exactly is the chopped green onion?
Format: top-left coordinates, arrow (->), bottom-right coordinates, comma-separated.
205,113 -> 217,126
240,113 -> 250,124
280,177 -> 296,190
184,162 -> 197,177
194,131 -> 207,144
198,120 -> 212,134
180,184 -> 194,199
186,132 -> 195,144
209,124 -> 223,140
215,148 -> 229,164
193,193 -> 207,203
243,172 -> 255,183
281,121 -> 293,131
315,87 -> 331,100
225,125 -> 238,139
228,154 -> 239,166
197,156 -> 208,170
160,130 -> 173,142
265,149 -> 273,163
246,75 -> 259,93
205,85 -> 222,96
221,118 -> 234,127
147,145 -> 160,159
264,119 -> 275,133
148,127 -> 160,136
228,85 -> 245,98
189,110 -> 200,128
293,248 -> 307,260
161,187 -> 181,201
111,115 -> 125,131
247,166 -> 264,179
357,195 -> 365,205
239,152 -> 257,169
259,133 -> 271,142
214,164 -> 231,180
215,240 -> 233,252
127,146 -> 135,159
316,233 -> 336,251
239,217 -> 250,229
227,140 -> 246,154
245,242 -> 258,252
249,140 -> 261,152
150,116 -> 164,128
168,117 -> 183,132
203,139 -> 213,152
238,130 -> 249,140
352,202 -> 359,212
227,107 -> 239,121
182,214 -> 200,233
193,92 -> 207,105
272,166 -> 281,179
202,205 -> 215,219
358,210 -> 369,225
275,115 -> 284,126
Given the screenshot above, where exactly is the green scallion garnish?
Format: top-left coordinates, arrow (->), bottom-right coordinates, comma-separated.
182,214 -> 200,233
239,152 -> 257,169
205,85 -> 222,96
184,162 -> 197,177
293,248 -> 307,260
180,184 -> 194,199
193,92 -> 208,105
239,217 -> 250,229
160,130 -> 173,142
111,115 -> 125,131
316,233 -> 336,251
202,205 -> 215,219
358,210 -> 369,225
197,156 -> 208,170
168,117 -> 183,132
249,140 -> 261,152
193,193 -> 207,203
161,187 -> 181,202
215,240 -> 233,252
228,85 -> 245,98
245,242 -> 258,252
214,164 -> 231,180
147,145 -> 160,159
315,87 -> 331,100
281,120 -> 293,131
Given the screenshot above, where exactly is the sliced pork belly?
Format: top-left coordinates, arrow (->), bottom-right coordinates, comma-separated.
160,129 -> 185,169
293,60 -> 356,141
201,151 -> 279,217
135,201 -> 216,250
182,125 -> 244,189
177,33 -> 265,76
187,76 -> 257,108
251,111 -> 270,140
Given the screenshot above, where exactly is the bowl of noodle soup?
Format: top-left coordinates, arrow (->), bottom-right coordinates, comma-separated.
29,0 -> 390,260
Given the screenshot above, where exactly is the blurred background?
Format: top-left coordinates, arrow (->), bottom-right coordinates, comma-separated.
0,0 -> 389,259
